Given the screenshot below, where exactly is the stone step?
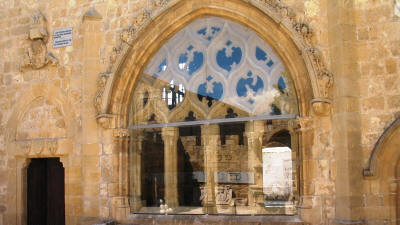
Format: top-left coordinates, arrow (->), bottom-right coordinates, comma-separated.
119,214 -> 308,225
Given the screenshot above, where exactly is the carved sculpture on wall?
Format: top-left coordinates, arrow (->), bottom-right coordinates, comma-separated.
21,12 -> 58,70
94,0 -> 334,115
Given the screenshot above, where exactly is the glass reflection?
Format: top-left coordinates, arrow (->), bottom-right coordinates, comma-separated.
129,16 -> 298,215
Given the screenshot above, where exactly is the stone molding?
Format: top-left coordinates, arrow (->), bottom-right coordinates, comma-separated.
94,0 -> 334,116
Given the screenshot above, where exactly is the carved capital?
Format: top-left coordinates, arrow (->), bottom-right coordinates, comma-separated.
96,113 -> 116,129
289,117 -> 313,133
113,128 -> 130,138
161,127 -> 179,143
311,98 -> 331,116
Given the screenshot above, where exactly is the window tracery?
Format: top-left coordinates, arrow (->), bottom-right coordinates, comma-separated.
129,16 -> 299,215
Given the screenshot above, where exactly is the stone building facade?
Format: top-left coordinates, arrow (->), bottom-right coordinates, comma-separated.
0,0 -> 399,224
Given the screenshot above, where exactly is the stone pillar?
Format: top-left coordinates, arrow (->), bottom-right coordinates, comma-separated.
201,124 -> 219,214
161,127 -> 179,208
327,1 -> 364,224
111,129 -> 130,221
245,121 -> 265,209
129,130 -> 144,211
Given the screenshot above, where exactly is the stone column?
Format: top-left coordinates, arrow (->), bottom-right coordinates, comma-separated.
245,121 -> 265,209
129,130 -> 144,211
111,128 -> 130,221
201,124 -> 219,214
161,127 -> 179,208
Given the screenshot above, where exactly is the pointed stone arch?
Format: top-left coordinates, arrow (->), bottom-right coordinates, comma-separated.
363,117 -> 400,224
94,0 -> 333,127
364,117 -> 400,179
5,82 -> 78,156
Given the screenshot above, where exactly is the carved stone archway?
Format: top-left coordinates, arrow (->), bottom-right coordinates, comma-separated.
94,0 -> 333,222
95,0 -> 334,126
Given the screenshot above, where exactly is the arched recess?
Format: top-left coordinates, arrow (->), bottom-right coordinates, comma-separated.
5,83 -> 78,225
5,83 -> 78,152
95,0 -> 333,128
364,117 -> 400,179
363,117 -> 400,224
94,0 -> 332,221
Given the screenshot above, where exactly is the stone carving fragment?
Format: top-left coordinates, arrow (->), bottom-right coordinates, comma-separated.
94,72 -> 111,112
293,21 -> 312,41
152,0 -> 169,7
317,70 -> 333,98
47,140 -> 58,154
120,26 -> 135,44
21,12 -> 58,70
215,185 -> 233,205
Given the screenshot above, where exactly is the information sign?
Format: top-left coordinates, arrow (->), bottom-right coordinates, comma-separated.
53,27 -> 73,48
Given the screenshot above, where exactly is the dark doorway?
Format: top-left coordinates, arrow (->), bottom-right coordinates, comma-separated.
27,158 -> 65,225
142,131 -> 165,206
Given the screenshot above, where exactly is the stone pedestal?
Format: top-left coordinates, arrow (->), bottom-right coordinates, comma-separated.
201,124 -> 220,214
161,127 -> 179,208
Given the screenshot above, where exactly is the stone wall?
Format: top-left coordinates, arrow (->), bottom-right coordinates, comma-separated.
0,0 -> 399,225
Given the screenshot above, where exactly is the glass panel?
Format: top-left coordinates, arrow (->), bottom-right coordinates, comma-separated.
128,16 -> 299,215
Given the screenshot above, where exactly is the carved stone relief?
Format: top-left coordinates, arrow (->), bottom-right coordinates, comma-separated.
18,140 -> 58,156
200,185 -> 233,205
21,12 -> 58,70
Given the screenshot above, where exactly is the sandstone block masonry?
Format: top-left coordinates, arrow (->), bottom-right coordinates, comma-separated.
0,0 -> 399,225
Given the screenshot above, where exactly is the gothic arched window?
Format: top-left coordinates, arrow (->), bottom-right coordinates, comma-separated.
128,16 -> 298,215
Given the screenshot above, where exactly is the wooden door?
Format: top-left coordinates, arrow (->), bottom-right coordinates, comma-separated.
27,158 -> 65,225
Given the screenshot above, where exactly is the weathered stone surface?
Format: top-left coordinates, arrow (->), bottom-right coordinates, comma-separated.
0,0 -> 399,225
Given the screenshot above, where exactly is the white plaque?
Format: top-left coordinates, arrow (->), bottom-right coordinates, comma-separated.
262,147 -> 292,197
53,27 -> 73,48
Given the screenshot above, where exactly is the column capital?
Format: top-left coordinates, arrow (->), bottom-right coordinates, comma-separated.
201,124 -> 219,135
289,117 -> 313,133
96,113 -> 117,129
245,120 -> 265,133
161,126 -> 179,142
113,128 -> 130,138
